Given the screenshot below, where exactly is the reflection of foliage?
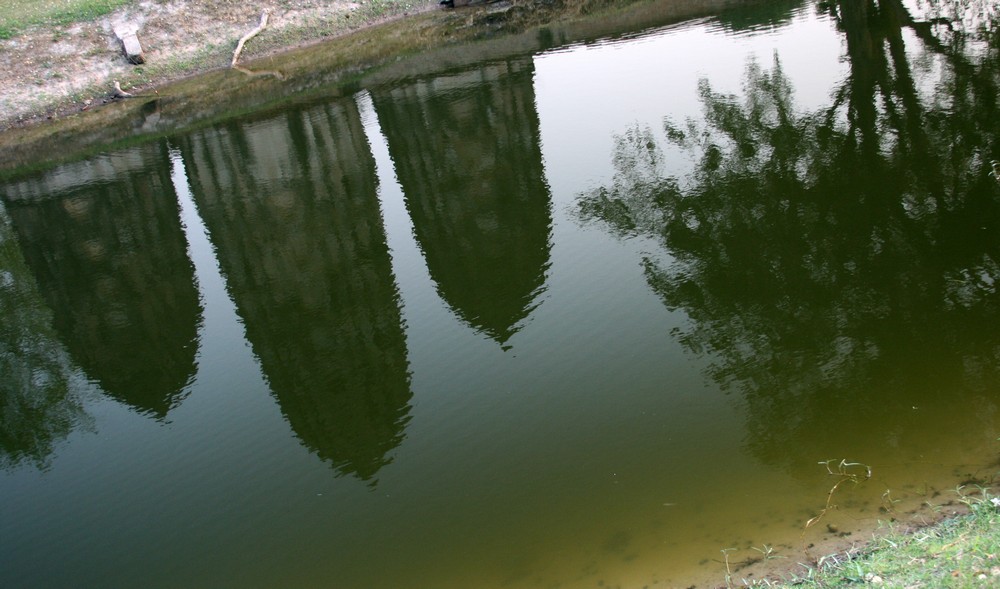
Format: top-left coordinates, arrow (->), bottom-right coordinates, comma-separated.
884,0 -> 997,37
714,0 -> 807,36
0,207 -> 87,471
578,2 -> 1000,469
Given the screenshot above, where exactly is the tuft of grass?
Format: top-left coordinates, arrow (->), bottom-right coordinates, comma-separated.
755,487 -> 1000,588
48,0 -> 132,25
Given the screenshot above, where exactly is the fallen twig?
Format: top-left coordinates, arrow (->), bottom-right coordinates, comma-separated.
231,10 -> 270,68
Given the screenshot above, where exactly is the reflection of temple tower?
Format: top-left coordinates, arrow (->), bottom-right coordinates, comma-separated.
372,57 -> 552,345
0,142 -> 200,418
179,99 -> 411,482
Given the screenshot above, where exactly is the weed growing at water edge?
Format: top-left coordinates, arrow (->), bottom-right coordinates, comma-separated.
721,547 -> 737,589
751,544 -> 784,562
747,488 -> 1000,587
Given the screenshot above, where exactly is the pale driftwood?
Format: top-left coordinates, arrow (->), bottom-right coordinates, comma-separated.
112,80 -> 133,99
110,80 -> 157,100
231,11 -> 270,68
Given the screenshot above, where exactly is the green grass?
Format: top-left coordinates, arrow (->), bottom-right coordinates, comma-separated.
0,0 -> 132,37
754,487 -> 1000,588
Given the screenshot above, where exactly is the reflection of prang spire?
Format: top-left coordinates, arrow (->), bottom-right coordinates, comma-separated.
1,142 -> 200,418
372,57 -> 552,346
179,99 -> 412,483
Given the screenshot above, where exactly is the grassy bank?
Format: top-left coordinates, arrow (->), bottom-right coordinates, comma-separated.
743,487 -> 1000,588
0,0 -> 131,38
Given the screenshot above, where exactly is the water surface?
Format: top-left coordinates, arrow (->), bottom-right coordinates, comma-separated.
3,1 -> 1000,587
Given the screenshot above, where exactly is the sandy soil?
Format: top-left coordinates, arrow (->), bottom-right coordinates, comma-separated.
0,0 -> 410,127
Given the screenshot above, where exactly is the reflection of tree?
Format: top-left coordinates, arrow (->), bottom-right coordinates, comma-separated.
2,142 -> 200,419
578,2 -> 1000,469
713,0 -> 806,35
372,58 -> 552,346
179,99 -> 411,483
0,205 -> 89,470
875,0 -> 997,37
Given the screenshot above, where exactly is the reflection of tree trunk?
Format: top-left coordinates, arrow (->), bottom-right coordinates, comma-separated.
840,0 -> 882,158
840,0 -> 998,165
885,0 -> 998,160
882,0 -> 947,208
879,0 -> 953,323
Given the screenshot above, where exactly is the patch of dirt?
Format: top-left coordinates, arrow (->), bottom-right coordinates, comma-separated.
0,0 -> 390,127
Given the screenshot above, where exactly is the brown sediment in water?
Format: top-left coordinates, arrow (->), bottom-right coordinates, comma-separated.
674,461 -> 995,588
707,500 -> 973,588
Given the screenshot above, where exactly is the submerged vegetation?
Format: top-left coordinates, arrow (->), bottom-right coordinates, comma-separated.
804,460 -> 874,534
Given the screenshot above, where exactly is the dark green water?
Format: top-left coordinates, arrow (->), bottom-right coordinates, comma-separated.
3,1 -> 1000,587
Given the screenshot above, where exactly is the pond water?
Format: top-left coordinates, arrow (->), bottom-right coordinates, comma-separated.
3,1 -> 1000,587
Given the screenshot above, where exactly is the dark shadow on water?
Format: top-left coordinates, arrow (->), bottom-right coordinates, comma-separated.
177,97 -> 412,484
371,57 -> 553,346
1,141 -> 201,420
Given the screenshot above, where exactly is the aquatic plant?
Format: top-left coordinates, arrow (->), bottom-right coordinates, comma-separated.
804,459 -> 872,532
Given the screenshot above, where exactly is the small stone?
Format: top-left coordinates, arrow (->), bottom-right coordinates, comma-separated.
864,573 -> 883,584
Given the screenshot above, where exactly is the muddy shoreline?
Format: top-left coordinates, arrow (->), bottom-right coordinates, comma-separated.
0,0 -> 750,175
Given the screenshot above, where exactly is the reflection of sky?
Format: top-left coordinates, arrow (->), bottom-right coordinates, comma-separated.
534,8 -> 845,196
